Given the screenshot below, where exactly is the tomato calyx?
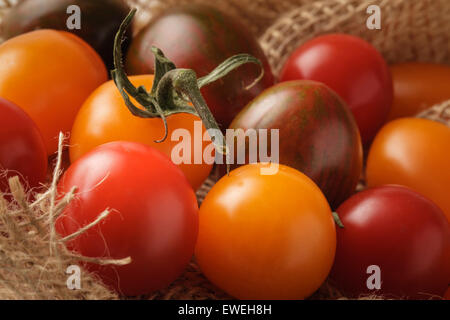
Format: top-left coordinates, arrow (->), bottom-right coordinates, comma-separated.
332,211 -> 345,228
111,9 -> 264,166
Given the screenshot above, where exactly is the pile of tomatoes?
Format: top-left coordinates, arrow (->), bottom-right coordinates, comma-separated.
0,1 -> 449,300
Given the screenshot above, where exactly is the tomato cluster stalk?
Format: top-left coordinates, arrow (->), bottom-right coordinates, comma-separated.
111,9 -> 264,169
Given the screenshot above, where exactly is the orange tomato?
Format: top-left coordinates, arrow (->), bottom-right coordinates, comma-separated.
388,62 -> 450,120
70,75 -> 213,190
367,118 -> 450,222
0,30 -> 107,154
195,163 -> 336,299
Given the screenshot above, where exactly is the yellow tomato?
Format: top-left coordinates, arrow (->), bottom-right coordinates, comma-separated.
196,163 -> 336,299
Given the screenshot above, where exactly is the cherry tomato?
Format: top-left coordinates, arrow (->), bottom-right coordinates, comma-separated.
2,0 -> 131,71
228,80 -> 363,209
0,98 -> 47,193
445,287 -> 450,300
126,4 -> 274,129
366,118 -> 450,222
70,75 -> 213,190
56,141 -> 199,296
388,62 -> 450,120
0,30 -> 107,154
195,163 -> 336,300
330,185 -> 450,299
280,34 -> 393,145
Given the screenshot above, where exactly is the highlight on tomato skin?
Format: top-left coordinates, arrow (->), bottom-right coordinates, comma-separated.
69,74 -> 213,191
195,163 -> 336,300
0,29 -> 108,155
56,141 -> 199,296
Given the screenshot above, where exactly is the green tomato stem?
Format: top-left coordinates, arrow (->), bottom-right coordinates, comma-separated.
111,8 -> 264,173
332,211 -> 345,228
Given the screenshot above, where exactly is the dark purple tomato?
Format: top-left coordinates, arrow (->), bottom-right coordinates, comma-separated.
126,4 -> 275,129
2,0 -> 130,71
0,98 -> 47,193
331,185 -> 450,299
280,34 -> 393,145
228,80 -> 363,209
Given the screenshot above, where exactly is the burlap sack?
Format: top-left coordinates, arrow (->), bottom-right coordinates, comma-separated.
0,0 -> 448,300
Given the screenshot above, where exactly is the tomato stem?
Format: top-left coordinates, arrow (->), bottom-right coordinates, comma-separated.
332,211 -> 345,228
111,9 -> 263,172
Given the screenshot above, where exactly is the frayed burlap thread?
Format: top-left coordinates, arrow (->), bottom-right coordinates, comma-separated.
0,133 -> 130,300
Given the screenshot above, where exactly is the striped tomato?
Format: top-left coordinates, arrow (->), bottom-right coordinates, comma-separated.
228,80 -> 363,209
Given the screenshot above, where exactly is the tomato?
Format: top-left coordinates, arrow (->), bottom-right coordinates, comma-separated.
280,34 -> 393,145
366,118 -> 450,222
227,80 -> 363,209
126,4 -> 275,129
0,30 -> 107,155
70,75 -> 213,190
2,0 -> 131,71
330,185 -> 450,299
56,141 -> 199,296
445,287 -> 450,300
195,163 -> 336,300
388,62 -> 450,120
0,98 -> 47,193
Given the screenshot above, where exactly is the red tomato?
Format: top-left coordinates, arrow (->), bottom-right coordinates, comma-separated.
445,287 -> 450,300
331,185 -> 450,299
0,97 -> 47,193
70,75 -> 213,190
280,34 -> 393,145
196,163 -> 336,300
56,142 -> 199,296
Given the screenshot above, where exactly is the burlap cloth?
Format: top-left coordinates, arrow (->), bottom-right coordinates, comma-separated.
0,0 -> 449,300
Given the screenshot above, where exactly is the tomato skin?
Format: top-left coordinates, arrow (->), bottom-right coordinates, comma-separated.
388,62 -> 450,120
196,163 -> 336,300
280,34 -> 393,145
2,0 -> 131,70
126,4 -> 275,129
366,118 -> 450,222
56,141 -> 199,296
228,80 -> 363,209
0,98 -> 47,192
0,30 -> 107,155
445,287 -> 450,300
330,185 -> 450,299
70,75 -> 213,190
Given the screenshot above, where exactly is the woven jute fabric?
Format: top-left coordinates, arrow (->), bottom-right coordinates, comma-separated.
0,0 -> 449,300
0,136 -> 127,300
